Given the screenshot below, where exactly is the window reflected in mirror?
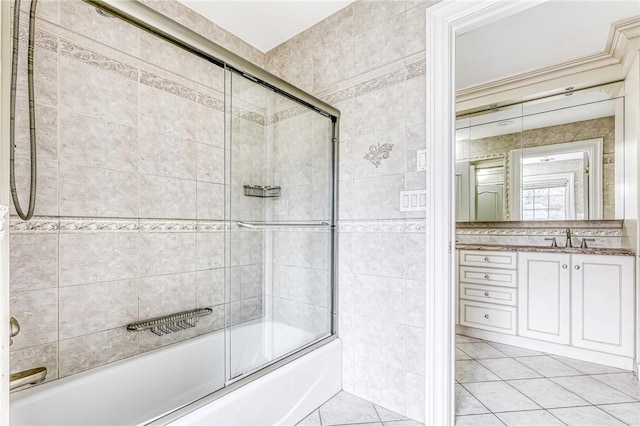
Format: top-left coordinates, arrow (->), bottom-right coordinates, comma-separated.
456,82 -> 623,222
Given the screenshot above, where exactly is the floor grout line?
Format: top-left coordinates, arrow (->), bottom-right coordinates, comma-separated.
455,335 -> 638,425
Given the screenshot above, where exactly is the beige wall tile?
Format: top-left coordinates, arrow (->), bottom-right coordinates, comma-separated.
353,174 -> 404,220
197,144 -> 225,184
10,288 -> 58,351
10,342 -> 59,385
60,1 -> 140,57
59,164 -> 138,217
14,103 -> 58,161
353,1 -> 405,35
59,279 -> 138,339
139,272 -> 196,319
139,174 -> 197,219
10,234 -> 58,292
353,14 -> 404,76
139,130 -> 197,180
139,31 -> 200,83
197,231 -> 224,270
58,233 -> 138,286
12,158 -> 58,217
196,104 -> 225,148
139,84 -> 196,140
353,82 -> 405,138
313,39 -> 353,92
196,182 -> 224,220
139,232 -> 197,276
354,356 -> 406,414
196,304 -> 225,335
59,328 -> 137,377
60,56 -> 138,127
197,268 -> 225,307
59,110 -> 137,172
405,2 -> 428,56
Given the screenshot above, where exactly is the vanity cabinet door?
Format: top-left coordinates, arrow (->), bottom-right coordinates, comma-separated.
571,254 -> 634,356
518,252 -> 571,344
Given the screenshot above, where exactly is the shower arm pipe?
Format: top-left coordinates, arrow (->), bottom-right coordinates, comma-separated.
237,221 -> 331,229
83,0 -> 340,120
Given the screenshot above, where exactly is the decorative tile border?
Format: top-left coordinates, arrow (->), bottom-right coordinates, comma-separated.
354,68 -> 406,97
18,25 -> 58,53
140,70 -> 196,101
60,39 -> 138,81
10,216 -> 226,233
197,92 -> 225,112
10,216 -> 59,233
233,109 -> 265,126
57,39 -> 229,114
339,220 -> 426,233
456,227 -> 622,238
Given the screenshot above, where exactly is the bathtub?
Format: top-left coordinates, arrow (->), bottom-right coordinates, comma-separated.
10,320 -> 341,426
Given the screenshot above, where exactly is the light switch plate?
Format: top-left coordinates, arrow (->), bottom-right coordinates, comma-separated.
400,190 -> 427,212
416,149 -> 427,171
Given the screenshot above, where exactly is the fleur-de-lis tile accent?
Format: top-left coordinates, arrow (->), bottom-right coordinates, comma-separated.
363,143 -> 394,168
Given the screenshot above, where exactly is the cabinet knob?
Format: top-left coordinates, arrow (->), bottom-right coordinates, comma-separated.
484,292 -> 489,297
484,257 -> 489,262
562,264 -> 568,269
484,274 -> 489,279
574,265 -> 580,270
484,314 -> 489,319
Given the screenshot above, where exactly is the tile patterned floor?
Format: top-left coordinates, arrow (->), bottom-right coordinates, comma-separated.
296,391 -> 424,426
295,335 -> 640,426
455,335 -> 640,425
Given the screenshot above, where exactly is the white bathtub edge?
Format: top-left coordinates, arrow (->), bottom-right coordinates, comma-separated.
170,339 -> 342,426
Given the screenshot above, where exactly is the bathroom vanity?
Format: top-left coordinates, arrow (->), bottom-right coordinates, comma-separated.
456,245 -> 636,370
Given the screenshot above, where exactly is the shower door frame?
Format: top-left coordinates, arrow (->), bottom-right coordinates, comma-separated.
0,0 -> 12,422
0,0 -> 340,424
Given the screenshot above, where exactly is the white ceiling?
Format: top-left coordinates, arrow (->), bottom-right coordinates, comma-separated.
456,0 -> 640,90
179,0 -> 354,53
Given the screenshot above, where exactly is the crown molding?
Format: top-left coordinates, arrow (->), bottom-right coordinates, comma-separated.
457,16 -> 640,112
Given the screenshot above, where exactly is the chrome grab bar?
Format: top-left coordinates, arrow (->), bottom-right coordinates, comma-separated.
10,367 -> 47,391
237,221 -> 331,229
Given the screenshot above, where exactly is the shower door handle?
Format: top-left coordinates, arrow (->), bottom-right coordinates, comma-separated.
237,221 -> 331,229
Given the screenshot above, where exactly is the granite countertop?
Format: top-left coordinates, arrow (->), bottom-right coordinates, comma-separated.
456,243 -> 636,257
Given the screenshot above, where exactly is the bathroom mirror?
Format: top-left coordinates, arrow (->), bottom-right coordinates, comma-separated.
455,82 -> 624,222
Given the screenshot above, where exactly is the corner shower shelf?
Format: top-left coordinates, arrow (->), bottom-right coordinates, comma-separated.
243,185 -> 281,198
127,308 -> 213,336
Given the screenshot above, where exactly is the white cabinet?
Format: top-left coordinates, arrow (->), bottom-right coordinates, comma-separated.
571,254 -> 635,356
459,249 -> 636,366
518,252 -> 571,344
459,250 -> 517,334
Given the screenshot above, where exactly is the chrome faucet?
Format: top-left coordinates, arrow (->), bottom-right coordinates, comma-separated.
544,237 -> 558,248
565,228 -> 573,248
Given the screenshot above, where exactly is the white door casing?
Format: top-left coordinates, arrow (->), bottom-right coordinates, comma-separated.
425,1 -> 549,424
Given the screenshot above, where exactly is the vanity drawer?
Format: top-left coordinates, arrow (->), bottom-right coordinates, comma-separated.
459,266 -> 517,288
460,300 -> 516,335
460,283 -> 517,306
459,250 -> 516,269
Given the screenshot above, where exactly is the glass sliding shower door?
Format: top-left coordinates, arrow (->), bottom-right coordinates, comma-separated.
228,72 -> 335,380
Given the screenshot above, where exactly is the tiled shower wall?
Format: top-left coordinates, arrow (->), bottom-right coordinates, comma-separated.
9,0 -> 267,385
265,0 -> 438,421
